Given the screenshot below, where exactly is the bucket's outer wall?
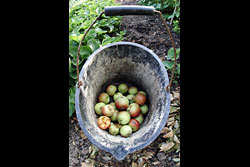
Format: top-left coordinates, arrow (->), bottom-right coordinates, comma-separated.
75,42 -> 170,160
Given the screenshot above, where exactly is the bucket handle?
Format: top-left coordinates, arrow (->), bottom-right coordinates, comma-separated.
76,6 -> 177,92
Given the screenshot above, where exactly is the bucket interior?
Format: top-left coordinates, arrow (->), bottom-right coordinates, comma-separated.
76,42 -> 170,160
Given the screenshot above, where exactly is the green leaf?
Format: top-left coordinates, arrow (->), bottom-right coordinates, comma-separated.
95,27 -> 107,34
69,58 -> 71,70
102,37 -> 113,46
175,12 -> 180,18
167,48 -> 180,60
69,34 -> 79,42
167,48 -> 175,60
69,70 -> 77,79
162,61 -> 174,69
80,45 -> 92,56
83,29 -> 97,43
69,103 -> 75,117
69,46 -> 78,58
87,39 -> 100,52
69,45 -> 92,58
102,37 -> 122,46
108,25 -> 114,32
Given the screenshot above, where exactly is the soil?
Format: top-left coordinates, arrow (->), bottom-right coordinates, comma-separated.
69,0 -> 180,166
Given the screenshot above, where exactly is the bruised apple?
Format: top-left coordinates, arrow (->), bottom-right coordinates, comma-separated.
109,123 -> 120,135
97,116 -> 111,130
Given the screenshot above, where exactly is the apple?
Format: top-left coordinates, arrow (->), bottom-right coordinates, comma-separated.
106,84 -> 117,96
120,125 -> 132,137
98,93 -> 110,104
111,110 -> 119,121
135,93 -> 146,105
109,123 -> 120,135
94,102 -> 105,115
115,123 -> 122,128
101,104 -> 114,117
128,119 -> 140,132
118,83 -> 128,94
117,111 -> 131,125
137,91 -> 146,96
110,102 -> 117,110
127,94 -> 135,104
134,113 -> 144,125
140,104 -> 148,115
115,96 -> 129,110
97,116 -> 111,130
127,103 -> 141,117
113,92 -> 123,101
128,86 -> 138,95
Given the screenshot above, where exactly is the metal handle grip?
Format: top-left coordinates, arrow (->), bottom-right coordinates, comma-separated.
104,5 -> 154,16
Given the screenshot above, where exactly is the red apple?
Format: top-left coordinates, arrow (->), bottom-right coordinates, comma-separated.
127,103 -> 141,117
135,93 -> 146,105
97,116 -> 111,130
115,96 -> 129,110
128,119 -> 140,132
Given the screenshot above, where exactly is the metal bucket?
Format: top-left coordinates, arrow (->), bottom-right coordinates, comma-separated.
75,6 -> 177,160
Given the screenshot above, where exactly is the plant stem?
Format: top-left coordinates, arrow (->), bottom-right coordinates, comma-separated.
170,5 -> 177,25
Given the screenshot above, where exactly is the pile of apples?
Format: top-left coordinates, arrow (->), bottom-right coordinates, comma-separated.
95,83 -> 148,137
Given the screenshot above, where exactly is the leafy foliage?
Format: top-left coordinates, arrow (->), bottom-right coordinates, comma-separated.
138,0 -> 180,34
69,0 -> 125,117
162,47 -> 180,84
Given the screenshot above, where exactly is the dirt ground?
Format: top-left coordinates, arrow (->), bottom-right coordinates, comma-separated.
69,0 -> 180,166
